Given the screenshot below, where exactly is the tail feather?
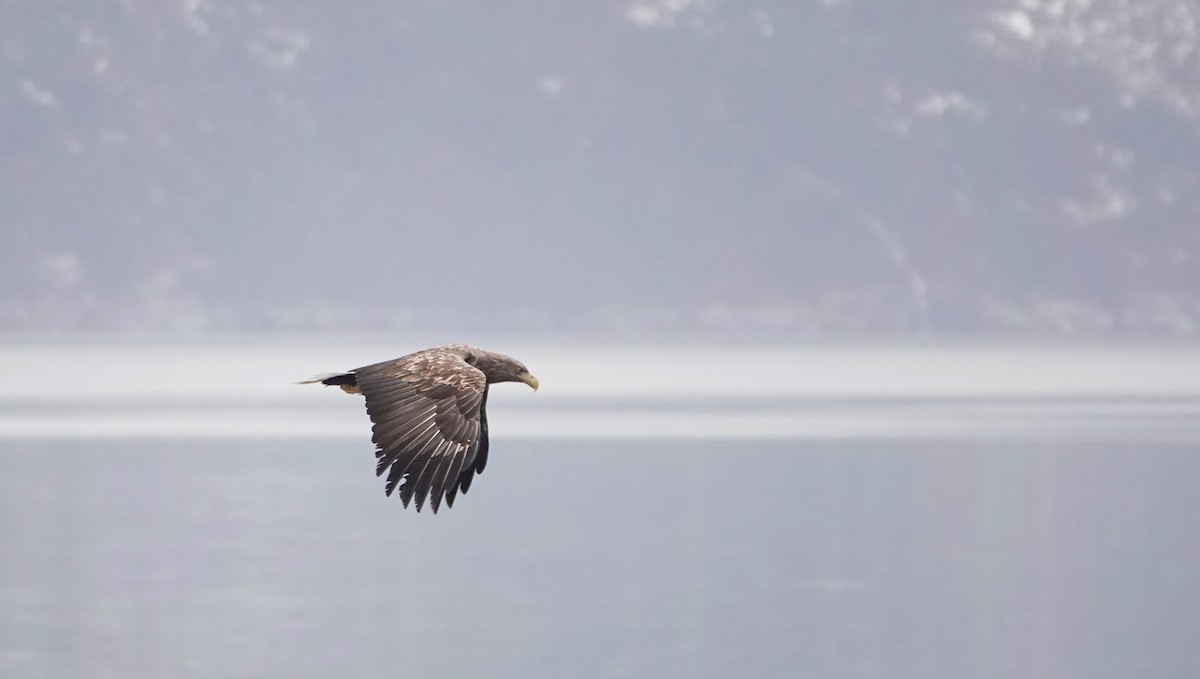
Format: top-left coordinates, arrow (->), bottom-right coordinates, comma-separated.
296,371 -> 358,388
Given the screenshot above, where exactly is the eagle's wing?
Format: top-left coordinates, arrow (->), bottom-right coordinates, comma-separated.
352,349 -> 489,513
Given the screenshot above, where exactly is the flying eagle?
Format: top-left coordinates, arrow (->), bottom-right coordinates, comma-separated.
300,344 -> 538,513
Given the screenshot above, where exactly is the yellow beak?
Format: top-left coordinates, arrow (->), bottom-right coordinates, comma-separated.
519,371 -> 539,391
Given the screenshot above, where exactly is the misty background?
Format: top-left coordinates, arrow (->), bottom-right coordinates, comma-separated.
5,0 -> 1199,338
5,4 -> 1200,678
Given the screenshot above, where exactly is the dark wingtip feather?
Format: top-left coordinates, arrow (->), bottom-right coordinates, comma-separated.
444,463 -> 464,508
427,452 -> 460,515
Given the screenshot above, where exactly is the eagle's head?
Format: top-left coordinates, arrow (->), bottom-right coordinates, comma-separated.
462,346 -> 539,390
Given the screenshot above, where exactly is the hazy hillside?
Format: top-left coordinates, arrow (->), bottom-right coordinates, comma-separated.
4,0 -> 1198,337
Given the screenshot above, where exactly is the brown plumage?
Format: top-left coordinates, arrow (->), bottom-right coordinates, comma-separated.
300,344 -> 538,513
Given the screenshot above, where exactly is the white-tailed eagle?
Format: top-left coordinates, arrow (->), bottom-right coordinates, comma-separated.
300,344 -> 538,513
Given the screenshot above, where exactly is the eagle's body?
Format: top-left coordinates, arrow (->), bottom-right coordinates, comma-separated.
300,344 -> 537,513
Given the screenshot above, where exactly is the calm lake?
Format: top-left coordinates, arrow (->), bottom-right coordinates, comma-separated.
1,342 -> 1199,678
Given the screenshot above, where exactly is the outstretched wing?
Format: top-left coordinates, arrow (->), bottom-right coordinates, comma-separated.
352,349 -> 490,513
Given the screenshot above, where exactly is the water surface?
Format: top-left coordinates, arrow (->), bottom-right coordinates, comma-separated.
1,344 -> 1198,678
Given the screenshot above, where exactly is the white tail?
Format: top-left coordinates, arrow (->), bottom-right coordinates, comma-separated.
295,372 -> 347,385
